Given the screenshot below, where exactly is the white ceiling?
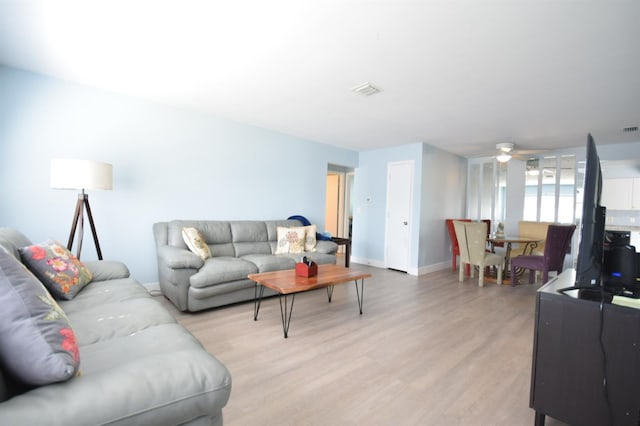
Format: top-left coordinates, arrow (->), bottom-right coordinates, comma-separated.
0,0 -> 639,158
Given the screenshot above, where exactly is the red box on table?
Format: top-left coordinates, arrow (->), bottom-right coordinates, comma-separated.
296,262 -> 317,277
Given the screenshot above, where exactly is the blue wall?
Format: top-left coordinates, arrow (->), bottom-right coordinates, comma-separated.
351,142 -> 467,274
0,66 -> 359,282
352,143 -> 423,268
418,144 -> 468,272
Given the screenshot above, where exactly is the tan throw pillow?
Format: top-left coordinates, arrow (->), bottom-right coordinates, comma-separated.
275,226 -> 306,254
303,224 -> 317,252
182,227 -> 211,260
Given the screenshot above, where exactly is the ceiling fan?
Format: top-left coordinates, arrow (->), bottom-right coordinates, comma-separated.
495,142 -> 548,163
495,143 -> 515,162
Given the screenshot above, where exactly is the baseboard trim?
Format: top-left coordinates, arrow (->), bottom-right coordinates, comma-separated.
350,258 -> 449,277
350,257 -> 385,269
416,261 -> 450,276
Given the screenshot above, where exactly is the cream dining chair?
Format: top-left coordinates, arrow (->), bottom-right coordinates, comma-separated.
453,220 -> 504,287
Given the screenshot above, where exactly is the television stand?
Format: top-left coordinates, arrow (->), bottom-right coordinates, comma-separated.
530,269 -> 640,425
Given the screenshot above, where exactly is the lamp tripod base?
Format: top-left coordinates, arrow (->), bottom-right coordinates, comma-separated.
67,192 -> 103,260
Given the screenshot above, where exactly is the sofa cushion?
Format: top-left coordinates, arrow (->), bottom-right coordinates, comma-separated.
19,240 -> 93,300
276,251 -> 338,265
0,228 -> 33,261
168,220 -> 235,257
66,298 -> 177,346
275,226 -> 306,254
242,254 -> 296,273
0,324 -> 232,426
57,277 -> 151,314
190,257 -> 258,288
182,227 -> 212,260
0,248 -> 80,386
230,221 -> 272,257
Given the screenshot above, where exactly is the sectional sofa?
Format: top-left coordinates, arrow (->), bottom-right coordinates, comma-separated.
153,219 -> 338,312
0,227 -> 232,425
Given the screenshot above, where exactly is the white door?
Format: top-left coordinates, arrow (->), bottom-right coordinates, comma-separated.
385,161 -> 413,272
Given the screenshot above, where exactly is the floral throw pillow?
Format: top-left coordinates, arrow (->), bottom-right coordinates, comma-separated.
0,247 -> 80,386
182,227 -> 211,260
275,226 -> 306,254
19,240 -> 93,300
303,224 -> 317,252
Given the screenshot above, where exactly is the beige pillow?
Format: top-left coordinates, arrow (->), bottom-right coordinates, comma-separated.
182,227 -> 211,260
275,226 -> 306,254
303,224 -> 317,252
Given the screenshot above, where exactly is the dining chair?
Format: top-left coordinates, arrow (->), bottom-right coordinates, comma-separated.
510,224 -> 576,286
446,219 -> 471,274
453,220 -> 504,287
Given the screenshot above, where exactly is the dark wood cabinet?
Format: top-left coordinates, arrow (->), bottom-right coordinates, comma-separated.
531,270 -> 640,425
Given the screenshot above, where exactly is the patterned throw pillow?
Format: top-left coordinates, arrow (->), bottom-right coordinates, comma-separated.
0,247 -> 80,386
19,240 -> 93,301
182,227 -> 211,260
303,224 -> 317,252
275,226 -> 307,254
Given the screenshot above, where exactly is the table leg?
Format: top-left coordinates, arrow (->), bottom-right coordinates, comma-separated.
525,241 -> 538,255
278,293 -> 296,338
354,279 -> 364,315
253,284 -> 265,321
326,285 -> 334,302
345,241 -> 351,267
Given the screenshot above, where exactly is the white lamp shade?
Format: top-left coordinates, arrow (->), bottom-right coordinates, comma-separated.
50,159 -> 113,190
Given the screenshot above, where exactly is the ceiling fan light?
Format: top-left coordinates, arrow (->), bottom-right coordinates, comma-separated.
496,153 -> 512,163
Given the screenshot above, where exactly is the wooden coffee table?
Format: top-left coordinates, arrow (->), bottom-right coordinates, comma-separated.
248,264 -> 372,338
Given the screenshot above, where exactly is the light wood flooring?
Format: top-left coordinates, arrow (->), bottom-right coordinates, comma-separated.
159,263 -> 568,426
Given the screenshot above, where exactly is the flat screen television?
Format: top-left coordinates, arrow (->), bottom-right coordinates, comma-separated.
574,134 -> 607,288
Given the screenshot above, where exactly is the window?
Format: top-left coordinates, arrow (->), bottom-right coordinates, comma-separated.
468,163 -> 480,219
523,155 -> 577,223
466,159 -> 507,234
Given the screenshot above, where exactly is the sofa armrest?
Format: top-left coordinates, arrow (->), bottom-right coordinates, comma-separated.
157,245 -> 204,270
315,240 -> 338,255
83,260 -> 130,282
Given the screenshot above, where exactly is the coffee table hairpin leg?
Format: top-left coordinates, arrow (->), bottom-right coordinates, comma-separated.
254,278 -> 366,338
354,279 -> 364,315
253,284 -> 265,321
254,284 -> 295,338
279,294 -> 295,338
326,286 -> 334,302
327,281 -> 364,314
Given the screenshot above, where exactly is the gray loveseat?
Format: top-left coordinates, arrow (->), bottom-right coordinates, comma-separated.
0,228 -> 232,425
153,219 -> 338,312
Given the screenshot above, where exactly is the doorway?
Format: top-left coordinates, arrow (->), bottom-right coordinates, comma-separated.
325,165 -> 354,240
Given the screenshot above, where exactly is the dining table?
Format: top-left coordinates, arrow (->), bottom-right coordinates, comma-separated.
487,234 -> 543,280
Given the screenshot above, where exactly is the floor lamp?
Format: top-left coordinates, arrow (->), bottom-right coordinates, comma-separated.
50,159 -> 113,260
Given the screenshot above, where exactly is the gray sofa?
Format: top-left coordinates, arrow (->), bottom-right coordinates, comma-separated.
153,219 -> 338,312
0,228 -> 232,425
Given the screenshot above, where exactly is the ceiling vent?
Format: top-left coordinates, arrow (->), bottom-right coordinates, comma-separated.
623,126 -> 639,133
351,82 -> 382,97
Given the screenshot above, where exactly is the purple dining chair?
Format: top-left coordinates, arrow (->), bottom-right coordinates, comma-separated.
510,224 -> 576,286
